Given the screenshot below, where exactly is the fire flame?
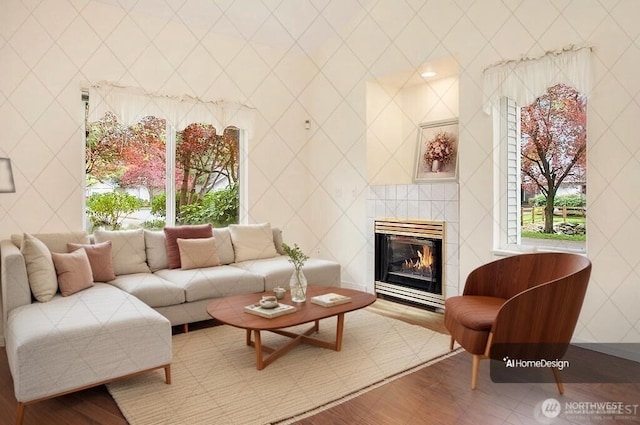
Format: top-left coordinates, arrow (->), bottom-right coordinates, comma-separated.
403,245 -> 433,274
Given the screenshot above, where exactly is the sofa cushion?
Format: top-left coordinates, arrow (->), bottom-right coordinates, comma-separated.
108,273 -> 185,308
213,227 -> 235,265
164,224 -> 213,269
94,229 -> 150,275
51,249 -> 94,296
144,230 -> 168,272
12,231 -> 90,253
154,266 -> 264,302
177,237 -> 220,270
67,241 -> 116,282
4,283 -> 171,403
229,223 -> 278,262
231,256 -> 341,291
21,233 -> 58,302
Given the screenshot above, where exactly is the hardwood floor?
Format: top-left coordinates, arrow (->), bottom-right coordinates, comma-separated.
1,298 -> 637,425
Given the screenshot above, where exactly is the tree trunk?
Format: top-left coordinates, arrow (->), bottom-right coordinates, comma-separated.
544,195 -> 555,233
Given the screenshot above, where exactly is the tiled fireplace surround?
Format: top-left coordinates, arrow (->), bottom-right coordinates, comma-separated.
366,183 -> 460,305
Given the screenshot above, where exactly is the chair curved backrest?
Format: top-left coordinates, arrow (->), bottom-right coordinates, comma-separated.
489,252 -> 592,359
463,252 -> 591,300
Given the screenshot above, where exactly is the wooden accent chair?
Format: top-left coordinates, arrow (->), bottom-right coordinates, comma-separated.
444,252 -> 592,393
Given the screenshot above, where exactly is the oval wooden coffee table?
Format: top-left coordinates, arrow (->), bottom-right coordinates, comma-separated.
207,286 -> 376,370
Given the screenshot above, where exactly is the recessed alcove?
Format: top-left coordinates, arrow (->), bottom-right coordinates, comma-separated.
365,57 -> 460,308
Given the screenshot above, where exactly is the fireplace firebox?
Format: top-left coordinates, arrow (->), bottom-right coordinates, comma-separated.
374,219 -> 445,309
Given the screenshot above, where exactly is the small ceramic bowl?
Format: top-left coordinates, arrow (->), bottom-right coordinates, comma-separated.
259,296 -> 279,309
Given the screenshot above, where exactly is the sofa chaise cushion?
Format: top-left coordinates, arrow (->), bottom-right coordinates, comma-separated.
5,283 -> 171,403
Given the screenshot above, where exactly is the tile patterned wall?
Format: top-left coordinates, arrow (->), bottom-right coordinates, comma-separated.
0,0 -> 639,344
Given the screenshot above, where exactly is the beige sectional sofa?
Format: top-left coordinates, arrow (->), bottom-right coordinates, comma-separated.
0,223 -> 340,424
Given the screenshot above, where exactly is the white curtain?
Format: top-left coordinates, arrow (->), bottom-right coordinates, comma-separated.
87,83 -> 255,134
482,46 -> 592,114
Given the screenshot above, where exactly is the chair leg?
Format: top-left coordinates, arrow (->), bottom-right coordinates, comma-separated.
552,367 -> 564,394
471,354 -> 481,390
449,336 -> 454,350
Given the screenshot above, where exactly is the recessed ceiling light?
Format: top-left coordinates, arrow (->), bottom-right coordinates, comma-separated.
421,71 -> 437,78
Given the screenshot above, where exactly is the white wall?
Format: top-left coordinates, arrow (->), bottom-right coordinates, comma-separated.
1,0 -> 639,344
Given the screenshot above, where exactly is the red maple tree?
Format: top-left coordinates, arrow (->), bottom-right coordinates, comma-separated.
520,84 -> 587,233
176,123 -> 239,208
119,116 -> 167,199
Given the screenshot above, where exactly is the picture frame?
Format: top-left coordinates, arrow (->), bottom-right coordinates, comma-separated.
414,119 -> 459,183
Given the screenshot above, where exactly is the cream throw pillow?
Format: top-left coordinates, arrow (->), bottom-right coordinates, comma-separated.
51,249 -> 94,296
21,233 -> 58,302
229,223 -> 278,262
177,237 -> 221,270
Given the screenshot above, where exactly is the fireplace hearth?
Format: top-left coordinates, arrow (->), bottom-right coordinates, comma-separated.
374,219 -> 445,309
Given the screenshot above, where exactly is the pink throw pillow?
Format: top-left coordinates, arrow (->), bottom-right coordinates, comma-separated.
51,249 -> 94,296
68,241 -> 117,282
164,224 -> 213,269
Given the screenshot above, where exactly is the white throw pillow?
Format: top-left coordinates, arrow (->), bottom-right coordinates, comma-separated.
177,237 -> 221,270
228,223 -> 279,262
94,228 -> 150,275
21,233 -> 58,302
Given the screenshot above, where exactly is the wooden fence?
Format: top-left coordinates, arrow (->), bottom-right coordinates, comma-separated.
521,206 -> 586,223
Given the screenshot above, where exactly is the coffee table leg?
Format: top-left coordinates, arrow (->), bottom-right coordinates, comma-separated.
246,329 -> 252,346
254,330 -> 264,370
335,313 -> 345,351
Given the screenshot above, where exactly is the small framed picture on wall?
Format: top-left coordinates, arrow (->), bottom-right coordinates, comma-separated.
414,119 -> 459,183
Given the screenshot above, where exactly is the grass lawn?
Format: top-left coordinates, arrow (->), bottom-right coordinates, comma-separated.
521,209 -> 586,241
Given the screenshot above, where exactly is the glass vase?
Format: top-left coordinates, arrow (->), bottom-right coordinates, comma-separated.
289,268 -> 307,302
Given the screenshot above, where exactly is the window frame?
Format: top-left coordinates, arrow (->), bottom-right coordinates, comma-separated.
493,96 -> 586,255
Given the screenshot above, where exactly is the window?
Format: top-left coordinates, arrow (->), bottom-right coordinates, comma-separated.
498,84 -> 587,252
84,100 -> 241,231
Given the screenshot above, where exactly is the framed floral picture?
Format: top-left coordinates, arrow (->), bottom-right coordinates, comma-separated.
414,119 -> 459,182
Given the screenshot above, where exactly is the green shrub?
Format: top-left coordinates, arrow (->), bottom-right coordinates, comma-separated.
532,193 -> 585,207
178,183 -> 239,227
86,191 -> 143,230
150,193 -> 167,217
142,218 -> 166,230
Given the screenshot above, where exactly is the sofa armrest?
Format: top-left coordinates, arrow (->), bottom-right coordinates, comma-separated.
1,240 -> 31,333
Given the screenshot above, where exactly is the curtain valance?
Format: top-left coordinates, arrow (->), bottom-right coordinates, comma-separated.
482,46 -> 592,114
87,83 -> 255,134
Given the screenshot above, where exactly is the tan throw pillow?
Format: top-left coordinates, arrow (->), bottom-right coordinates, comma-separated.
21,233 -> 58,302
177,237 -> 221,270
67,241 -> 116,282
94,229 -> 150,275
164,224 -> 213,269
51,249 -> 94,296
228,223 -> 279,262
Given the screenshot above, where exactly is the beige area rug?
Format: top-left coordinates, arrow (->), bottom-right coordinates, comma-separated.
107,309 -> 454,425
